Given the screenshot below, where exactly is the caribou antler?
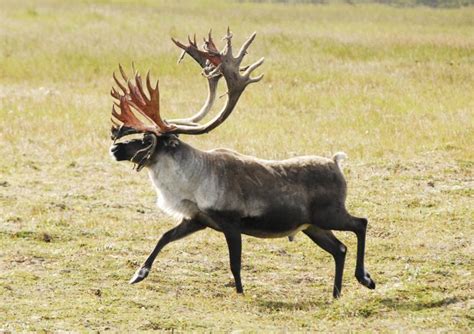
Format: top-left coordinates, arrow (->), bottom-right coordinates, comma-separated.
111,29 -> 263,138
168,30 -> 222,126
166,28 -> 264,135
111,65 -> 176,138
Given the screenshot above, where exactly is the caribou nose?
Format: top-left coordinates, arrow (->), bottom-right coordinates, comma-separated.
111,144 -> 120,153
109,144 -> 122,160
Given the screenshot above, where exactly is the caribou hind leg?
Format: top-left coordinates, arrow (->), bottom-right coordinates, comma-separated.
351,217 -> 376,289
199,212 -> 245,294
222,223 -> 244,293
313,208 -> 376,291
129,218 -> 206,284
303,226 -> 347,298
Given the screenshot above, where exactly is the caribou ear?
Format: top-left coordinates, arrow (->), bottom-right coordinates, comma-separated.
164,135 -> 180,148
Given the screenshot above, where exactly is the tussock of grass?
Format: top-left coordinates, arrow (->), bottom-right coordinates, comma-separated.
0,0 -> 473,332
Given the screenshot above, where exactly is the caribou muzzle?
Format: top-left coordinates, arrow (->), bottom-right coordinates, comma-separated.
110,133 -> 158,171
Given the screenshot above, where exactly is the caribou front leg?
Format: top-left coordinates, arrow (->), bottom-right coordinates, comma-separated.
129,218 -> 205,284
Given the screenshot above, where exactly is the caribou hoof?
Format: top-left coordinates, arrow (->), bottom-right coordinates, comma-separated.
356,270 -> 376,289
129,267 -> 150,284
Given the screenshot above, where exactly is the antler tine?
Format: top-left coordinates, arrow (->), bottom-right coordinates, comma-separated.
128,80 -> 146,107
171,37 -> 185,49
243,56 -> 265,85
171,37 -> 188,64
131,62 -> 138,77
222,26 -> 233,57
111,87 -> 121,100
113,71 -> 128,94
203,29 -> 219,55
236,32 -> 257,64
145,71 -> 157,100
177,51 -> 186,64
119,64 -> 129,82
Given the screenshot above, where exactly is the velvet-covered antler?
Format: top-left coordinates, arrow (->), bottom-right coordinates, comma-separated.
111,65 -> 175,138
111,29 -> 264,138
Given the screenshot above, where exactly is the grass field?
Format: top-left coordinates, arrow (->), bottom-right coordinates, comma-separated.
1,0 -> 473,331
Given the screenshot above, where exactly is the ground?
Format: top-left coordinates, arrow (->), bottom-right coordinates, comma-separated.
0,0 -> 473,332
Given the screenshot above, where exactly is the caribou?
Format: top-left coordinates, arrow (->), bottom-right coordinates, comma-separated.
109,29 -> 375,298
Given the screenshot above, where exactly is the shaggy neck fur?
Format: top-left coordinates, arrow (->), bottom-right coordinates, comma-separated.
146,140 -> 210,220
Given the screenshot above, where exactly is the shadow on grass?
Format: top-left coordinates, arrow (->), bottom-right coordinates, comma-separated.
257,295 -> 462,316
380,296 -> 460,312
255,299 -> 328,312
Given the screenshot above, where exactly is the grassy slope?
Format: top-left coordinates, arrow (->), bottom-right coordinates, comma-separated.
0,0 -> 473,331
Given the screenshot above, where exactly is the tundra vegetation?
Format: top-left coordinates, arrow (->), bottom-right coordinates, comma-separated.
0,0 -> 473,332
